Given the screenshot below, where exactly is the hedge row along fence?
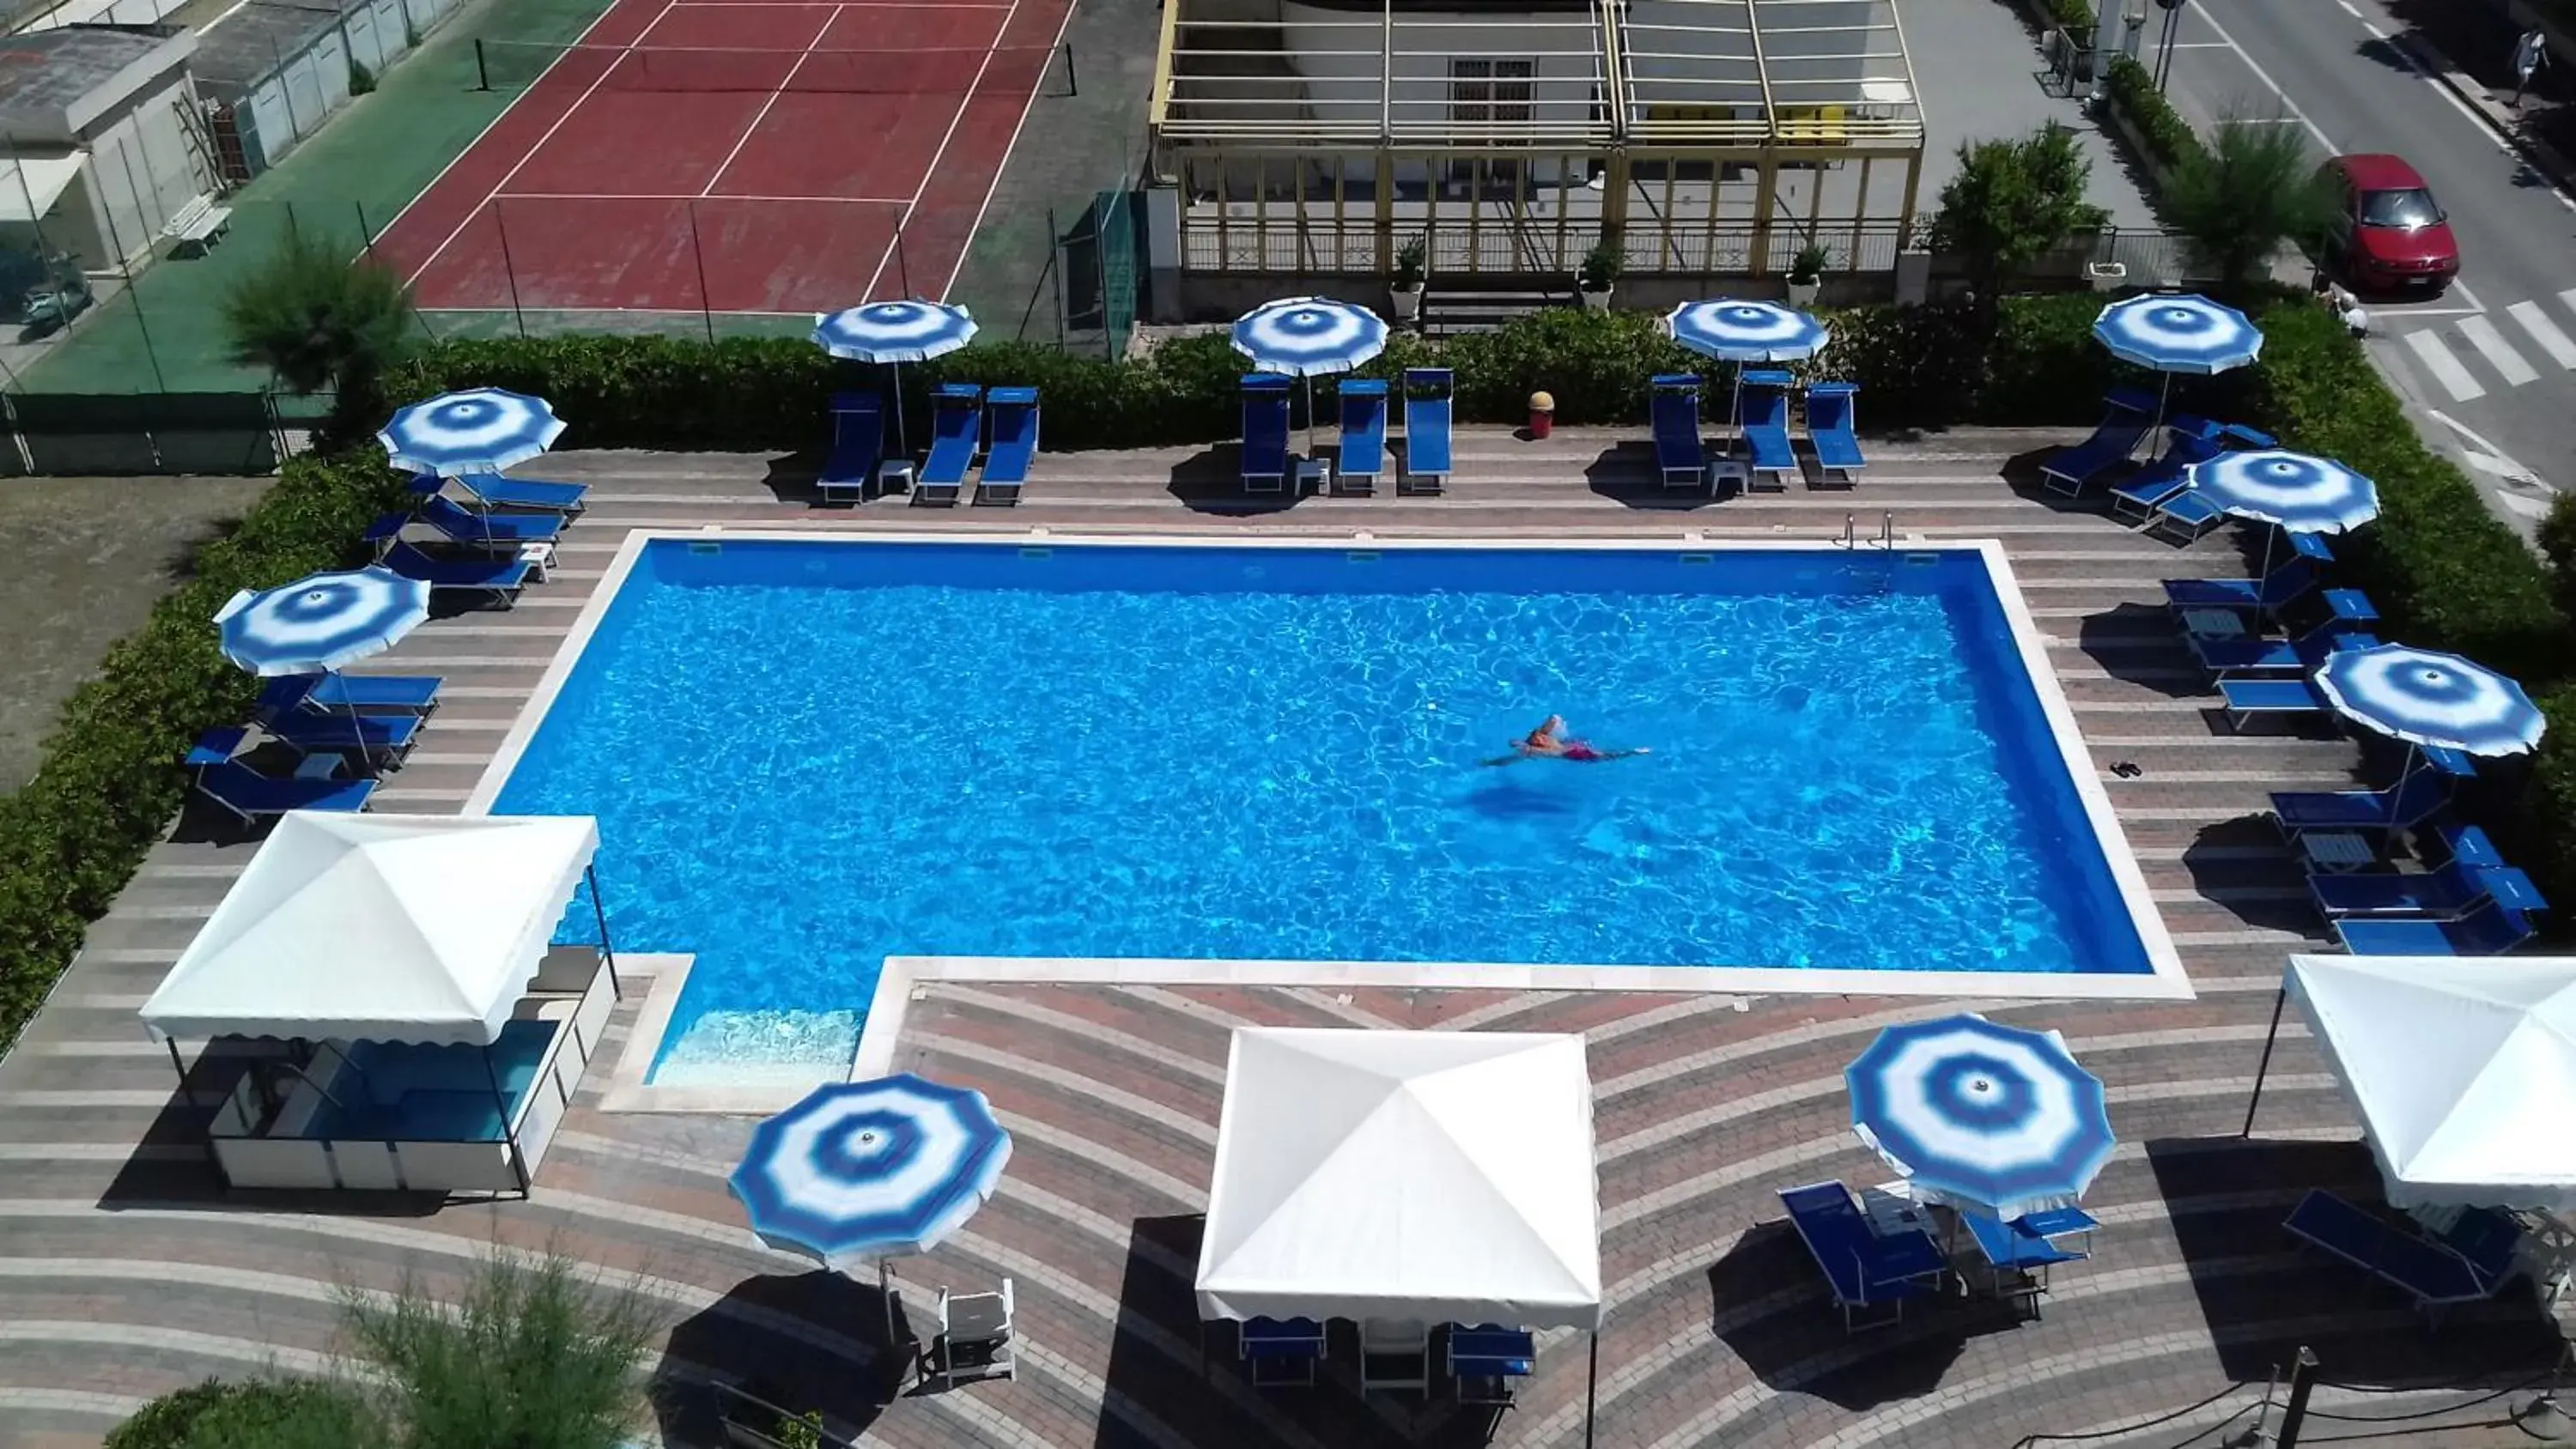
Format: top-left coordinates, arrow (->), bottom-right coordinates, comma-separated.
6,297 -> 2573,1050
0,455 -> 405,1050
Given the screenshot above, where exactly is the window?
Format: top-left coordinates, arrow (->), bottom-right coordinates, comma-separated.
1451,58 -> 1534,129
2358,187 -> 2444,230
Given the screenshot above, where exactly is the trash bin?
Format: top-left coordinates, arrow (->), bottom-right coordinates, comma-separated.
1528,391 -> 1555,439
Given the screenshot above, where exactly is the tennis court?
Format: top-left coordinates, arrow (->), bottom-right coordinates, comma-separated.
369,0 -> 1078,317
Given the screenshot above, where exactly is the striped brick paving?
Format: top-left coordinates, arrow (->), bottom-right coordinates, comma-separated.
0,430 -> 2560,1448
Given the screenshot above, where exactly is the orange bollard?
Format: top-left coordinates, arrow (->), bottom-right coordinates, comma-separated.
1528,390 -> 1555,439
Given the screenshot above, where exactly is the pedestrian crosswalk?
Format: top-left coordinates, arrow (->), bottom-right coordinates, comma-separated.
2394,291 -> 2576,402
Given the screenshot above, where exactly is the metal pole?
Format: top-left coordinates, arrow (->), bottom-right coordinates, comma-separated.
1584,1332 -> 1599,1449
480,1042 -> 531,1197
1061,40 -> 1077,97
684,199 -> 715,344
491,199 -> 527,337
1047,204 -> 1065,346
880,1258 -> 898,1349
585,864 -> 623,999
476,37 -> 490,91
2274,1347 -> 2318,1449
896,230 -> 913,299
2242,985 -> 2287,1137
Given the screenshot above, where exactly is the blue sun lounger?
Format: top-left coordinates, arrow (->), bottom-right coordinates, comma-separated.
818,391 -> 884,504
2270,766 -> 2452,836
2164,555 -> 2330,616
2041,386 -> 2159,495
1242,373 -> 1292,494
1741,371 -> 1799,488
2108,417 -> 2225,521
1400,368 -> 1453,494
264,710 -> 421,768
383,541 -> 532,607
976,387 -> 1038,505
2187,615 -> 2365,678
2311,858 -> 2547,920
1651,374 -> 1705,488
914,384 -> 982,506
416,494 -> 563,550
1239,1317 -> 1325,1388
194,761 -> 376,827
2284,1189 -> 2506,1325
1804,381 -> 1864,485
2336,900 -> 2541,956
1334,379 -> 1388,495
451,472 -> 587,516
258,672 -> 442,718
1777,1182 -> 1944,1334
2147,423 -> 2278,541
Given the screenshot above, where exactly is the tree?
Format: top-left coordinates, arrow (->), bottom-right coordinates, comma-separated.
1927,123 -> 2109,318
335,1246 -> 658,1449
2162,117 -> 2338,297
220,224 -> 415,437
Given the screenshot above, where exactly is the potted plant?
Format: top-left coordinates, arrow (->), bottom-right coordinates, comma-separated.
1786,242 -> 1829,308
1389,236 -> 1426,323
1577,241 -> 1621,311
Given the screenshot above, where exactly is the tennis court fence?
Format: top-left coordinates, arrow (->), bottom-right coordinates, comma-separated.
471,38 -> 1080,97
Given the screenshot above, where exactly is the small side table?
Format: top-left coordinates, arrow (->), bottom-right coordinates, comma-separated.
517,541 -> 556,582
2300,830 -> 2376,873
1294,457 -> 1329,497
293,753 -> 345,781
878,459 -> 914,499
1709,458 -> 1750,494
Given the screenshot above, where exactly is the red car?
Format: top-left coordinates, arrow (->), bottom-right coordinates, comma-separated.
2321,154 -> 2460,291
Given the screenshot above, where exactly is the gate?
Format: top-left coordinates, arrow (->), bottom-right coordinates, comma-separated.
1093,190 -> 1138,361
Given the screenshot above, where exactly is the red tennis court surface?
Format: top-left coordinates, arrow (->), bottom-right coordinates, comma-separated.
372,0 -> 1076,315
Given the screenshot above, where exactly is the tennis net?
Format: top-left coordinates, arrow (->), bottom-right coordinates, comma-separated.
471,38 -> 1074,95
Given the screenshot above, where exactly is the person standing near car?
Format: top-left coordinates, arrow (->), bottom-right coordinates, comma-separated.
2513,28 -> 2547,108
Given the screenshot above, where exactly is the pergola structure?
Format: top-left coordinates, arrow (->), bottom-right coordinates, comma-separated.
1148,0 -> 1924,283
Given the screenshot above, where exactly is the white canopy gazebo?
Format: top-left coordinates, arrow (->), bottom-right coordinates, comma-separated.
1195,1028 -> 1603,1428
139,811 -> 622,1195
2246,955 -> 2576,1212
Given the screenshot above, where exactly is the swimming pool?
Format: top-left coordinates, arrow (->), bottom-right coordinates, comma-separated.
481,536 -> 2180,1082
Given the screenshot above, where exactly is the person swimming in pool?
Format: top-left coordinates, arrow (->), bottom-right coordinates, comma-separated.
1484,714 -> 1650,766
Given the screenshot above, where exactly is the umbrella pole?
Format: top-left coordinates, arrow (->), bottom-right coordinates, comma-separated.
2394,742 -> 2420,825
891,362 -> 908,458
2150,373 -> 2174,459
2241,985 -> 2287,1137
882,1258 -> 898,1349
1584,1331 -> 1599,1449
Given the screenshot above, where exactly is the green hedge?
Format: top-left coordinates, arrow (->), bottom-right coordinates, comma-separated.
386,298 -> 2120,450
106,1379 -> 376,1449
2103,55 -> 2205,174
0,453 -> 403,1052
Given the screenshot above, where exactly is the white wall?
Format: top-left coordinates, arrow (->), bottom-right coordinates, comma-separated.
75,73 -> 208,265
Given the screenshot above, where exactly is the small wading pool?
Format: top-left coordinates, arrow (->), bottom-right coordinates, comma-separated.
482,537 -> 2180,1082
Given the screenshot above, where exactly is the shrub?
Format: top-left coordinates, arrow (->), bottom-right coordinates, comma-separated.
2539,489 -> 2576,621
2103,55 -> 2205,174
1927,124 -> 2108,307
222,227 -> 415,442
106,1379 -> 380,1449
0,452 -> 403,1052
2163,118 -> 2336,298
337,1247 -> 656,1449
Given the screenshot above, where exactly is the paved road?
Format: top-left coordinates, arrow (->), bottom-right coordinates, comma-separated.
2150,0 -> 2576,524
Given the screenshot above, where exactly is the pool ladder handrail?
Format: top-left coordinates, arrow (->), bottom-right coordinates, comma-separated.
1841,512 -> 1897,550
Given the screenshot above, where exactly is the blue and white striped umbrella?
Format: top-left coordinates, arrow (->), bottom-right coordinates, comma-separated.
811,300 -> 978,364
1847,1014 -> 2115,1222
213,566 -> 429,676
2093,294 -> 2263,375
2314,644 -> 2546,757
1664,299 -> 1831,362
378,388 -> 565,476
1231,296 -> 1388,377
2183,449 -> 2379,534
730,1075 -> 1012,1276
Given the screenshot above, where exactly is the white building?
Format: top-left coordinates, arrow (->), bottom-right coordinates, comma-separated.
0,24 -> 219,274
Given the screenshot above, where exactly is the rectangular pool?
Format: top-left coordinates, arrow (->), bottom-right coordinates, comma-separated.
479,537 -> 2182,1081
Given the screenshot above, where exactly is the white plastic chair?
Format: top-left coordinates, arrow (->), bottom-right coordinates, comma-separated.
920,1278 -> 1016,1391
1359,1317 -> 1429,1396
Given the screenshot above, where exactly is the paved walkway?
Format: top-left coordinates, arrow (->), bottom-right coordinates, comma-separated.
0,429 -> 2561,1447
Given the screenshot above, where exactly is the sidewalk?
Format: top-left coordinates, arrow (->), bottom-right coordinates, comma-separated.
2385,0 -> 2576,197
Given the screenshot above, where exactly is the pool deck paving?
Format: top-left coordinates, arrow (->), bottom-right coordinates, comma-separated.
0,426 -> 2561,1448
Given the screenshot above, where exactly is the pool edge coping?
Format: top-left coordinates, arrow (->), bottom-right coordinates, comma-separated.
477,528 -> 2201,1101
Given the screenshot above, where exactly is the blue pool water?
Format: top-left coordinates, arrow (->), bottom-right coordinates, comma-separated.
493,542 -> 2152,1076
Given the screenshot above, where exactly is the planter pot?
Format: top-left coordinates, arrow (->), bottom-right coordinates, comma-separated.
1389,284 -> 1423,322
1785,278 -> 1821,308
2084,261 -> 2129,293
1579,286 -> 1613,312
